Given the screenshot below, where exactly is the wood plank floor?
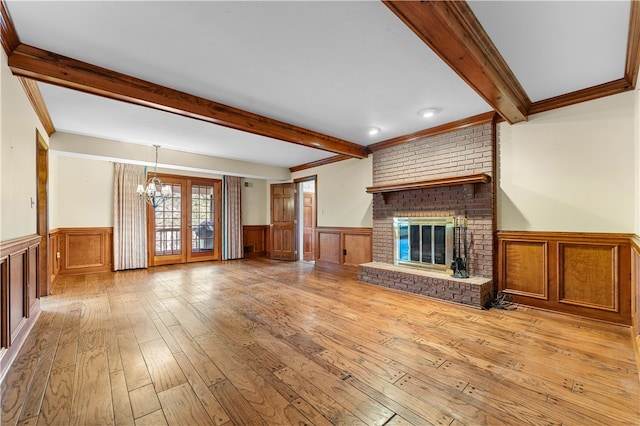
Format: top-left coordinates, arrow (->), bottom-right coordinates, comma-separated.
2,258 -> 639,425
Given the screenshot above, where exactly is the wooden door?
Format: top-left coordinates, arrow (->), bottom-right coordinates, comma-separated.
303,191 -> 315,261
148,175 -> 221,266
271,183 -> 296,260
186,179 -> 222,263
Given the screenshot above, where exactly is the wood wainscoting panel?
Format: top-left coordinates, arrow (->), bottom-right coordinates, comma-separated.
58,227 -> 113,275
1,256 -> 7,349
9,249 -> 26,341
629,237 -> 640,336
49,229 -> 61,285
28,244 -> 39,315
316,227 -> 372,270
317,231 -> 341,266
242,225 -> 269,257
498,231 -> 631,325
344,233 -> 373,267
559,243 -> 618,312
0,234 -> 41,382
66,233 -> 104,269
500,240 -> 547,299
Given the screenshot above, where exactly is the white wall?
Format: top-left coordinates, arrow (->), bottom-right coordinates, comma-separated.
52,156 -> 114,228
498,91 -> 636,233
51,132 -> 290,181
291,156 -> 373,228
0,51 -> 49,241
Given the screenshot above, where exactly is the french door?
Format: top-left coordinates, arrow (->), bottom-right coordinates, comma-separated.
147,174 -> 222,266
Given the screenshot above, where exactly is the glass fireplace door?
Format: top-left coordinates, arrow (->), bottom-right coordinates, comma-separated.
394,217 -> 454,271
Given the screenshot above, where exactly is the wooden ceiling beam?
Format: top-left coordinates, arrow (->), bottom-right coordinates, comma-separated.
7,43 -> 369,159
384,0 -> 530,124
625,0 -> 640,89
0,0 -> 19,55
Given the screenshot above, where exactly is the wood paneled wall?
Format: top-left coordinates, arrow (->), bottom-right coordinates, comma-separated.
242,225 -> 270,257
498,231 -> 632,325
316,227 -> 372,269
0,234 -> 41,382
48,228 -> 113,278
631,237 -> 640,366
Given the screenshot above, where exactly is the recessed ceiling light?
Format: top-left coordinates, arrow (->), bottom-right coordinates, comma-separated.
368,127 -> 381,136
419,108 -> 440,118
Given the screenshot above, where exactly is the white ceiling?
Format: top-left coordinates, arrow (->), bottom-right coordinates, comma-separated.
4,1 -> 633,171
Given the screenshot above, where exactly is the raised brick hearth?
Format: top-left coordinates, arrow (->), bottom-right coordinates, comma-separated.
359,262 -> 493,309
359,119 -> 496,308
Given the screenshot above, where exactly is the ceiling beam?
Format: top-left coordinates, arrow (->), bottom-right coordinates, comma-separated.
384,0 -> 530,124
7,43 -> 369,159
0,0 -> 18,55
625,0 -> 640,89
289,154 -> 352,173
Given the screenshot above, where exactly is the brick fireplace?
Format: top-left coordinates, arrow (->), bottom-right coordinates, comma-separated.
358,116 -> 496,308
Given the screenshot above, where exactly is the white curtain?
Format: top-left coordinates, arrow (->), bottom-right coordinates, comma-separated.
223,175 -> 243,260
113,163 -> 148,270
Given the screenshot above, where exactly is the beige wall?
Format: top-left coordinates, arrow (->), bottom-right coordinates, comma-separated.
291,156 -> 373,228
0,51 -> 49,241
241,178 -> 268,225
50,154 -> 271,229
51,155 -> 114,228
498,91 -> 637,233
636,90 -> 640,236
49,132 -> 281,229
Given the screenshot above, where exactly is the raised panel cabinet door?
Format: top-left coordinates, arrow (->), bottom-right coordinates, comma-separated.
270,183 -> 296,261
344,233 -> 372,267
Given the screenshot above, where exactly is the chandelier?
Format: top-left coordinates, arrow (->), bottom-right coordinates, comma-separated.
137,145 -> 172,208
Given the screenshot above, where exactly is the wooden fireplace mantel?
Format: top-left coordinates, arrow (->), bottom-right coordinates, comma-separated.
365,173 -> 491,197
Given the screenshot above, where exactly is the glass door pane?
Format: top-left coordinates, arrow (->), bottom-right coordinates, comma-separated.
154,183 -> 182,256
410,225 -> 420,261
421,225 -> 433,263
186,179 -> 221,263
191,185 -> 214,254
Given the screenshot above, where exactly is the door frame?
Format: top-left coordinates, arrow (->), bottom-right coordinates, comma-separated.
294,175 -> 317,262
36,131 -> 49,296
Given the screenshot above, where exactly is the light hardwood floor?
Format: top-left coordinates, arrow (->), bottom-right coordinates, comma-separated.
1,258 -> 639,425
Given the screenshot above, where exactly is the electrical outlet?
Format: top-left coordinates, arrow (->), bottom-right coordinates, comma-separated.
56,252 -> 61,259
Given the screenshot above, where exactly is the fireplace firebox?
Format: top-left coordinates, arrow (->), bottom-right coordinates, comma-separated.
393,217 -> 455,272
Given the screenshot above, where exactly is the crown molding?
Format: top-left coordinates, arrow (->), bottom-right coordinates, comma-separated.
528,79 -> 631,116
18,77 -> 55,136
369,111 -> 496,153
